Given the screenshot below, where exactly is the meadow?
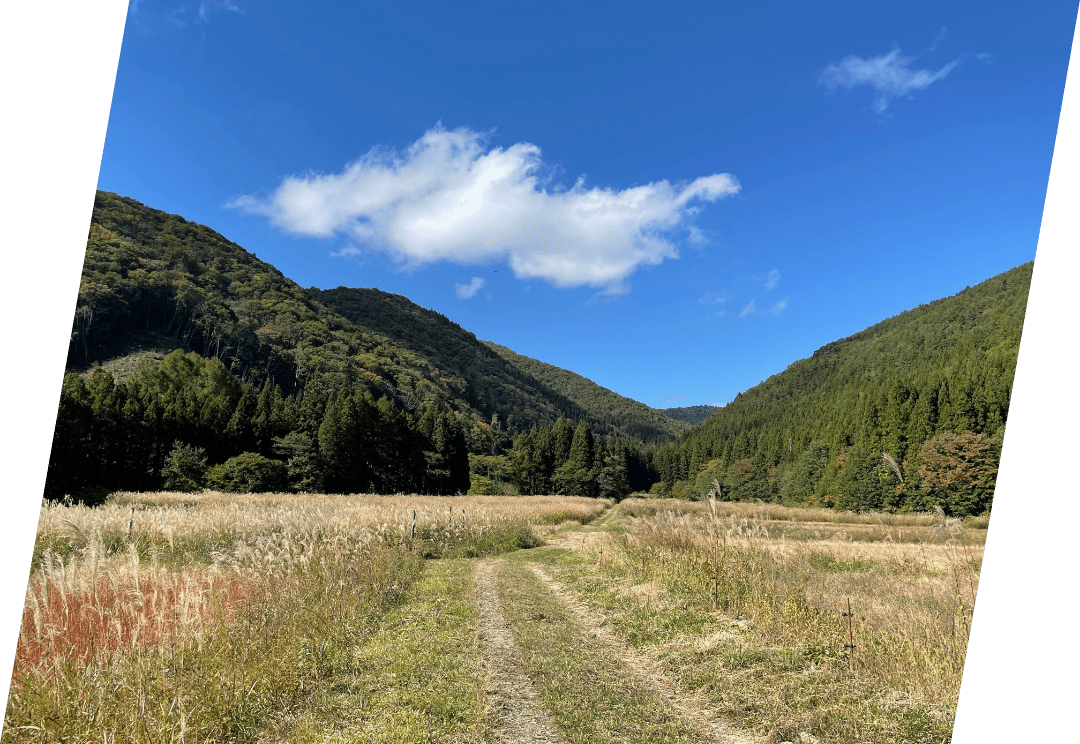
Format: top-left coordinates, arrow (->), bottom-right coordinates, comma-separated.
5,492 -> 978,744
6,492 -> 606,743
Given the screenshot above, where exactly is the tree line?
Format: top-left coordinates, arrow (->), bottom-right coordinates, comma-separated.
508,418 -> 657,499
47,350 -> 471,502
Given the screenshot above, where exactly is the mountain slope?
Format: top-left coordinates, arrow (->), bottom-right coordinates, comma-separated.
481,342 -> 690,443
653,262 -> 1032,514
73,191 -> 459,406
311,288 -> 685,443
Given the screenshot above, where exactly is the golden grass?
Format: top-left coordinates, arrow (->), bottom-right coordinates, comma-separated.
6,492 -> 608,743
41,491 -> 608,542
612,499 -> 980,707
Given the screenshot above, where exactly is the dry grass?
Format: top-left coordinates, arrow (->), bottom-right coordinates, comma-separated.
39,491 -> 608,546
6,492 -> 607,743
542,499 -> 984,742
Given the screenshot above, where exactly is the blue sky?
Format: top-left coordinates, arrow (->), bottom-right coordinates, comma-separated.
95,0 -> 1076,408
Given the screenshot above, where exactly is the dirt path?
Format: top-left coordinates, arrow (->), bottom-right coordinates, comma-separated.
475,561 -> 567,744
529,564 -> 762,744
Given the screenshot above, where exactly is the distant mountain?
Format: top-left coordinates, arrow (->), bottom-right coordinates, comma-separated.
51,191 -> 673,502
481,342 -> 690,444
659,405 -> 721,426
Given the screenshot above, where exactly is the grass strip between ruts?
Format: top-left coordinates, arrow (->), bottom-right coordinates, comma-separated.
494,559 -> 712,744
269,558 -> 489,744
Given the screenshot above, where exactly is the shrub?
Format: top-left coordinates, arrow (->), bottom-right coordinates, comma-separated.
468,474 -> 496,495
206,452 -> 288,493
161,441 -> 208,492
917,431 -> 1001,516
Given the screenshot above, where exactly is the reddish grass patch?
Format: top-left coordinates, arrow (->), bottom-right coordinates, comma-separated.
13,573 -> 255,678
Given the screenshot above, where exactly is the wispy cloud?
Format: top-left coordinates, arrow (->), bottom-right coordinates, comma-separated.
664,394 -> 685,402
770,299 -> 788,315
230,125 -> 740,293
821,37 -> 985,113
455,276 -> 486,300
687,225 -> 708,245
765,269 -> 780,290
738,299 -> 756,318
698,289 -> 734,305
198,0 -> 242,23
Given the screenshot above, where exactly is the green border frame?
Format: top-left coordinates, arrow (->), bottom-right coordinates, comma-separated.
0,0 -> 129,721
0,4 -> 1075,738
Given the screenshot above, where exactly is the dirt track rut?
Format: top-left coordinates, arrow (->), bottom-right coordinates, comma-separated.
475,560 -> 567,744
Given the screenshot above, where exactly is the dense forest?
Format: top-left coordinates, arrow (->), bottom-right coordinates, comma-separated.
651,264 -> 1032,516
45,192 -> 1029,515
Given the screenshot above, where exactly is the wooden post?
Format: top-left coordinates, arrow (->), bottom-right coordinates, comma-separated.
845,597 -> 855,672
127,507 -> 135,543
448,505 -> 453,526
411,510 -> 416,541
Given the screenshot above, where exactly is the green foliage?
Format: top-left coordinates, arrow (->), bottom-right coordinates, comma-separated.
205,452 -> 289,493
271,431 -> 324,493
47,192 -> 1026,512
161,441 -> 208,492
467,474 -> 496,495
917,431 -> 1001,516
510,418 -> 655,499
653,264 -> 1030,516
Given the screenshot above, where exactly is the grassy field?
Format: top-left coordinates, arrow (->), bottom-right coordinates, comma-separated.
5,493 -> 977,743
538,498 -> 982,743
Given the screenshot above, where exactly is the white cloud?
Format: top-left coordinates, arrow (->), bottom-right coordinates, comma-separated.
822,46 -> 968,113
231,125 -> 740,292
770,299 -> 788,315
765,269 -> 780,290
739,299 -> 756,317
455,276 -> 485,300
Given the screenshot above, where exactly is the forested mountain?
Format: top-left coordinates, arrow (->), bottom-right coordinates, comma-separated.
311,287 -> 600,437
47,191 -> 1029,514
653,263 -> 1032,516
50,192 -> 508,501
46,191 -> 665,502
659,405 -> 721,426
71,192 -> 457,402
482,342 -> 690,443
